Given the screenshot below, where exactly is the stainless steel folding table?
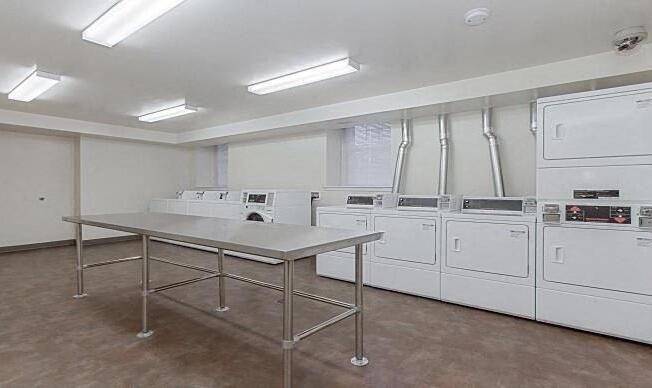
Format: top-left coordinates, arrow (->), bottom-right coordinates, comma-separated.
62,213 -> 382,388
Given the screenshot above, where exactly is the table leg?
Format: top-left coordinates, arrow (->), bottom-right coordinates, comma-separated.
137,235 -> 154,339
216,248 -> 229,312
351,243 -> 368,366
283,260 -> 294,388
73,223 -> 87,299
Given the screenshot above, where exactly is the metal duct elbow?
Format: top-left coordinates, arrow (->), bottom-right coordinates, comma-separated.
482,108 -> 506,197
391,119 -> 412,194
437,114 -> 449,195
529,101 -> 537,135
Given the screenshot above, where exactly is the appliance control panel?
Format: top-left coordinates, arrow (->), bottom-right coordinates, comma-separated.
541,201 -> 652,228
346,194 -> 374,208
346,193 -> 398,209
565,205 -> 631,224
461,197 -> 536,215
398,196 -> 438,209
242,191 -> 274,206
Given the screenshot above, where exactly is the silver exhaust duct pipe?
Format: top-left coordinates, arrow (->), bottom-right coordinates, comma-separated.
391,119 -> 412,194
482,108 -> 506,197
529,101 -> 537,135
437,114 -> 449,195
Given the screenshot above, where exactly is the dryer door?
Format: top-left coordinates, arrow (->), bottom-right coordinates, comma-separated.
373,216 -> 436,264
445,220 -> 530,278
542,226 -> 652,295
543,91 -> 652,161
318,212 -> 368,254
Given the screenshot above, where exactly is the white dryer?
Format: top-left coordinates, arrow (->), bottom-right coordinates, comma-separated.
368,195 -> 458,299
148,190 -> 242,257
441,197 -> 537,318
370,208 -> 440,299
316,206 -> 372,283
537,200 -> 652,343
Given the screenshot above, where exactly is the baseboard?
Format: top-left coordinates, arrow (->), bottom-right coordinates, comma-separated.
0,235 -> 140,254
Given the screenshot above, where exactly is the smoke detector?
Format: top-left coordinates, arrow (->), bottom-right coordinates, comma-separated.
464,8 -> 490,27
613,26 -> 647,53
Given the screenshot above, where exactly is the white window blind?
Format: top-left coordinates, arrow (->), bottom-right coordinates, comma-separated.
328,122 -> 392,188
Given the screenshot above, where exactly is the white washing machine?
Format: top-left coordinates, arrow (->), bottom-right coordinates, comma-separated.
441,197 -> 537,318
316,206 -> 372,283
148,190 -> 242,257
536,200 -> 652,343
150,190 -> 241,217
239,190 -> 311,224
235,190 -> 312,264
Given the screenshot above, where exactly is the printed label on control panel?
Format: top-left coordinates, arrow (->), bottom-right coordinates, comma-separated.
573,190 -> 620,199
509,230 -> 527,238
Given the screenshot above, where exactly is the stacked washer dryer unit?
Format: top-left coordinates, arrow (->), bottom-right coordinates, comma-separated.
238,189 -> 312,264
371,194 -> 460,299
441,197 -> 537,318
316,193 -> 397,283
536,83 -> 652,343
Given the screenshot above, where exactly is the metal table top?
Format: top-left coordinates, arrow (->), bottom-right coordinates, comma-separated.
63,213 -> 382,261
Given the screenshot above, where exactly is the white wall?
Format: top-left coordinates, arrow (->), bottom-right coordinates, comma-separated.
0,130 -> 76,246
225,104 -> 536,212
194,146 -> 217,188
79,137 -> 194,239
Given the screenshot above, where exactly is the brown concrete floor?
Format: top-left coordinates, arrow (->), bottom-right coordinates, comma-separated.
1,241 -> 652,388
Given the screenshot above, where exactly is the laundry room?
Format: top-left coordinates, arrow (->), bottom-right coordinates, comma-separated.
1,1 -> 652,387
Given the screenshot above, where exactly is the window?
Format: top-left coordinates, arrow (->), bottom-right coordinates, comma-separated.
325,122 -> 393,188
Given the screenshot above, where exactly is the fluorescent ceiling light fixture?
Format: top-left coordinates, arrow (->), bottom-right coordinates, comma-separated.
8,69 -> 61,102
138,104 -> 197,122
83,0 -> 187,47
248,58 -> 360,95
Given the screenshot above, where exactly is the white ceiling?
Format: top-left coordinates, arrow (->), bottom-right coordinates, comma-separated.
0,0 -> 651,133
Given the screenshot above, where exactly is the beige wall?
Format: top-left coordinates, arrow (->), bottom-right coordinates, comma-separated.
226,104 -> 536,212
0,130 -> 195,247
0,103 -> 535,246
0,130 -> 76,246
80,136 -> 194,239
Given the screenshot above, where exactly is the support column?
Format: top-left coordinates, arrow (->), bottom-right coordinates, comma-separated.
216,248 -> 229,312
283,260 -> 294,388
351,243 -> 369,366
73,223 -> 87,299
137,235 -> 154,338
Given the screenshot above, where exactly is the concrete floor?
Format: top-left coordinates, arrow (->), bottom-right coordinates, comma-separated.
1,241 -> 652,388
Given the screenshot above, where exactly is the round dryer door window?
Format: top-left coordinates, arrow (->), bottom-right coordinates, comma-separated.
246,212 -> 272,223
